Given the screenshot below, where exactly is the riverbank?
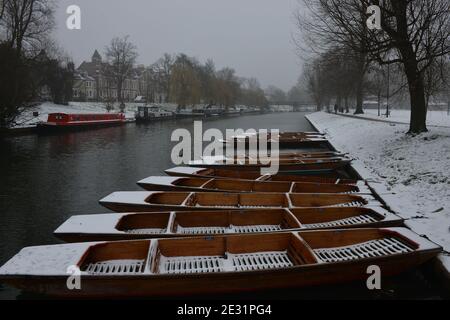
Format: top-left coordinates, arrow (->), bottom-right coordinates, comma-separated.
306,111 -> 450,277
334,108 -> 450,128
3,102 -> 271,136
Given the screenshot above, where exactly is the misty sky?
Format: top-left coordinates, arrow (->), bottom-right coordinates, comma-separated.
54,0 -> 303,91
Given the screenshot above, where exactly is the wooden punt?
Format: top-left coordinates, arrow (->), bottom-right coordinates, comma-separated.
165,166 -> 359,184
236,151 -> 345,159
99,191 -> 380,213
224,131 -> 325,140
0,228 -> 441,298
54,207 -> 403,242
188,157 -> 352,173
222,132 -> 329,148
137,176 -> 372,194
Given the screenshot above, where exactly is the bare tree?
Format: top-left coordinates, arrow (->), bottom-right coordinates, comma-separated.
1,0 -> 55,57
153,53 -> 174,102
239,78 -> 268,108
105,35 -> 138,105
0,0 -> 55,128
265,85 -> 287,103
0,0 -> 5,20
294,0 -> 371,114
303,0 -> 450,133
101,63 -> 116,111
301,47 -> 359,112
215,68 -> 240,107
423,58 -> 449,108
170,54 -> 202,108
197,58 -> 216,105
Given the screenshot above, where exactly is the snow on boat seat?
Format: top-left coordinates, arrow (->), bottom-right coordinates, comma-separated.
154,232 -> 315,275
79,241 -> 150,275
125,228 -> 167,235
115,212 -> 170,235
159,255 -> 225,274
158,251 -> 294,274
176,224 -> 283,235
334,201 -> 366,207
231,251 -> 293,271
84,259 -> 146,275
301,214 -> 379,229
177,226 -> 229,235
232,224 -> 283,233
313,238 -> 415,263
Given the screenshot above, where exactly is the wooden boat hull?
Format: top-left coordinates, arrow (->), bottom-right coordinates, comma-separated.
223,133 -> 329,149
0,253 -> 436,298
54,207 -> 404,242
99,191 -> 381,213
0,228 -> 441,298
188,160 -> 352,173
99,192 -> 381,213
164,167 -> 358,184
137,176 -> 371,194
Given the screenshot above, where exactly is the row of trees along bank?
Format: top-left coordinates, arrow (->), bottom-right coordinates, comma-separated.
0,1 -> 269,129
294,0 -> 449,134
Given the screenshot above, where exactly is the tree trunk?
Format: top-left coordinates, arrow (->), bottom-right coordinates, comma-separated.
406,72 -> 428,133
117,80 -> 123,103
354,52 -> 366,114
401,51 -> 428,133
337,94 -> 342,113
345,96 -> 349,113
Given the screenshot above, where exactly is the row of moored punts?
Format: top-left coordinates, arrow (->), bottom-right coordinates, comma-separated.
0,132 -> 441,298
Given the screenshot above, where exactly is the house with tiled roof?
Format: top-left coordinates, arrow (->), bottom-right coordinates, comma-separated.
72,50 -> 145,102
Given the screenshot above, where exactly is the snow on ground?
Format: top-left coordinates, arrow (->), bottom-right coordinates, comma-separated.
13,101 -> 179,128
14,102 -> 137,128
307,111 -> 450,271
346,108 -> 450,128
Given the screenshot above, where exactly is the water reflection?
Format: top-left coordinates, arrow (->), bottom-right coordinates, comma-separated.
0,112 -> 444,299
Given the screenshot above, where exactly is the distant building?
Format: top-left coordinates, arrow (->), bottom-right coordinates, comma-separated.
72,50 -> 168,103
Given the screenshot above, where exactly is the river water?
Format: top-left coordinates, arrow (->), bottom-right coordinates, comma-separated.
0,112 -> 444,299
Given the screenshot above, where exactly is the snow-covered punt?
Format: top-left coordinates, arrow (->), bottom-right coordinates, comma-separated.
137,176 -> 372,194
54,207 -> 403,242
0,228 -> 441,298
37,113 -> 126,131
165,166 -> 359,184
99,191 -> 380,212
188,156 -> 352,173
222,131 -> 329,148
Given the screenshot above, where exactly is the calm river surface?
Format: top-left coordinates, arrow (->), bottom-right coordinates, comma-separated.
0,112 -> 444,299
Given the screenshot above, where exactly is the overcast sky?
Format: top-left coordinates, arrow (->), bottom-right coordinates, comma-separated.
54,0 -> 302,91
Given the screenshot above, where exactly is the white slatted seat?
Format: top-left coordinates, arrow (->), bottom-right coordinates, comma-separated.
124,228 -> 167,235
85,259 -> 145,275
232,224 -> 282,233
314,238 -> 414,263
302,215 -> 379,229
158,251 -> 294,274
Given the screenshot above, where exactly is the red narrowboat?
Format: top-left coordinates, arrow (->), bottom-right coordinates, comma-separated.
37,113 -> 126,132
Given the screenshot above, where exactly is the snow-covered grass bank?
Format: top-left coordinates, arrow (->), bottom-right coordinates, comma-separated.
307,111 -> 450,272
12,101 -> 180,128
13,102 -> 138,128
346,109 -> 450,128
